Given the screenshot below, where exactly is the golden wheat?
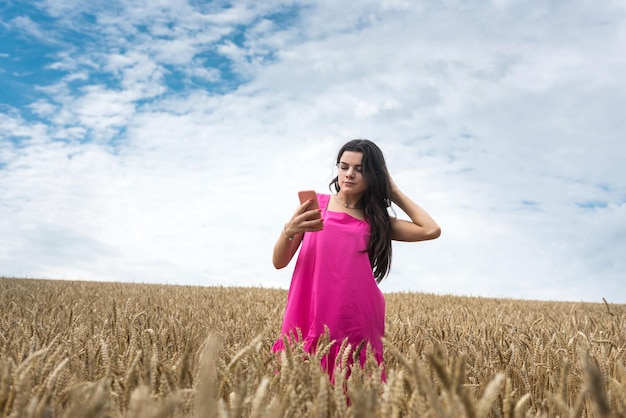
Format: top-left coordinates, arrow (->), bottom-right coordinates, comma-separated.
0,277 -> 624,417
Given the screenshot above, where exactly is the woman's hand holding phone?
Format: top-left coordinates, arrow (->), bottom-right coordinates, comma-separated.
298,190 -> 320,217
284,190 -> 323,239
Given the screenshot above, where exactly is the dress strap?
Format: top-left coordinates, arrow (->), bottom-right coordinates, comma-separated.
317,193 -> 331,210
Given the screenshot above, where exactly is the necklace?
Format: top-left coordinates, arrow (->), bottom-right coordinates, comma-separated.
334,194 -> 361,209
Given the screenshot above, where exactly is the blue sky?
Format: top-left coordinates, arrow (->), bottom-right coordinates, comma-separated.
1,0 -> 625,303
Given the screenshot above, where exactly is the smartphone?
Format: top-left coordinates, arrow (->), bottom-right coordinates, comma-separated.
298,190 -> 320,210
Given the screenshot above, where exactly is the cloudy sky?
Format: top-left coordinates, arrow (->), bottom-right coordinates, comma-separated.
1,0 -> 624,303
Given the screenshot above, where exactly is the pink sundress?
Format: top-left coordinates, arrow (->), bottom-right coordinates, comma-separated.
272,194 -> 385,378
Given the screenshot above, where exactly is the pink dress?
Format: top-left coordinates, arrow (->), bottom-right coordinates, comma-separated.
272,194 -> 385,378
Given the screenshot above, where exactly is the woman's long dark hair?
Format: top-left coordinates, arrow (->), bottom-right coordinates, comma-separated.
329,139 -> 393,283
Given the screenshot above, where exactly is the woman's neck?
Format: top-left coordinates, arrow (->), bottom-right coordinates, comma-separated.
335,192 -> 362,209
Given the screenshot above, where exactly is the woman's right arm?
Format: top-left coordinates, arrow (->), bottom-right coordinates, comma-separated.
272,199 -> 323,269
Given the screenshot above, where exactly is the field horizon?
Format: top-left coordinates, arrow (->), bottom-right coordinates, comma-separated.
4,275 -> 621,306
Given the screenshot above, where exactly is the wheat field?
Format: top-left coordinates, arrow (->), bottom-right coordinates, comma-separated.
0,277 -> 624,417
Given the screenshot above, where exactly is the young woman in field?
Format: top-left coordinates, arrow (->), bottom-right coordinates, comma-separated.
272,139 -> 441,379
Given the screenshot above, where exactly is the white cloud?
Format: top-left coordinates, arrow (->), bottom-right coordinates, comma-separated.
0,0 -> 624,303
10,16 -> 48,41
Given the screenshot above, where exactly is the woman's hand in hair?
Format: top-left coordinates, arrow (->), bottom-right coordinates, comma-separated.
388,176 -> 400,201
388,177 -> 441,242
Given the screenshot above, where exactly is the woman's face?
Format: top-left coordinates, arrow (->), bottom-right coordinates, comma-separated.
337,151 -> 367,196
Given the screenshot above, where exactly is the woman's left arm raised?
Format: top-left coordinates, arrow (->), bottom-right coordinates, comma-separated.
389,177 -> 441,242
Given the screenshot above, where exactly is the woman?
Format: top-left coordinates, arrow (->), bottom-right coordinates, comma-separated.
272,139 -> 441,379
